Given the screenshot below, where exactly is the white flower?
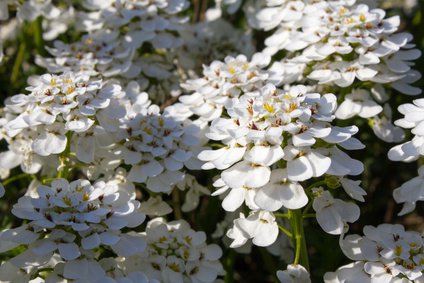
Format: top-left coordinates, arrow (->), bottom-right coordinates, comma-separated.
339,177 -> 367,202
324,262 -> 371,283
277,264 -> 311,283
370,104 -> 405,143
254,169 -> 308,211
139,196 -> 173,217
312,188 -> 360,235
335,89 -> 383,119
221,160 -> 272,189
227,210 -> 279,247
395,98 -> 424,136
393,165 -> 424,215
284,147 -> 331,182
17,0 -> 60,21
388,135 -> 424,162
176,174 -> 210,212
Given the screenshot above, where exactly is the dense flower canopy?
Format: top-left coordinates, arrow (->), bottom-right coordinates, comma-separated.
0,0 -> 422,282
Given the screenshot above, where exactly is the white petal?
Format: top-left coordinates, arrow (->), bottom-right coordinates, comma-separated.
222,188 -> 246,212
32,132 -> 67,156
287,156 -> 313,181
58,242 -> 81,260
81,233 -> 101,250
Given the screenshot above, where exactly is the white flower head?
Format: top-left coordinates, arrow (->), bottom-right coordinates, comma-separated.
227,210 -> 279,247
277,264 -> 311,283
3,178 -> 145,264
312,187 -> 360,235
332,224 -> 424,282
3,72 -> 121,161
117,218 -> 224,283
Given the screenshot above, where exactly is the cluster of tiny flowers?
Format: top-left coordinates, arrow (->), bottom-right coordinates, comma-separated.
0,74 -> 206,193
116,218 -> 224,283
79,0 -> 189,49
1,72 -> 121,162
388,97 -> 424,215
1,0 -> 74,40
191,54 -> 365,247
115,99 -> 205,193
35,0 -> 192,104
247,0 -> 421,142
1,0 -> 424,282
0,178 -> 146,282
178,52 -> 271,121
325,224 -> 424,282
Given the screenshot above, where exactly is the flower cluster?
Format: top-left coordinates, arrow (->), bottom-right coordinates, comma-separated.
2,72 -> 121,161
35,0 -> 192,104
117,218 -> 224,283
179,52 -> 271,121
248,0 -> 421,142
192,54 -> 364,247
325,224 -> 424,282
0,178 -> 146,282
1,0 -> 423,282
116,102 -> 205,193
0,74 -> 206,195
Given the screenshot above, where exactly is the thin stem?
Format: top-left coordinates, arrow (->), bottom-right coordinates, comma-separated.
3,174 -> 34,186
274,213 -> 289,218
302,200 -> 314,216
192,0 -> 199,22
41,178 -> 58,185
11,41 -> 26,84
278,224 -> 292,238
302,213 -> 316,219
33,16 -> 46,56
288,209 -> 310,271
172,188 -> 183,220
57,132 -> 73,179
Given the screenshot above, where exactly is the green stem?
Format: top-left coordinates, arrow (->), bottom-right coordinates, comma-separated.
288,209 -> 310,271
3,174 -> 34,186
302,213 -> 316,219
57,132 -> 73,179
33,16 -> 46,56
278,224 -> 292,238
41,178 -> 58,185
302,200 -> 314,216
274,213 -> 289,218
11,41 -> 26,84
172,188 -> 183,220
